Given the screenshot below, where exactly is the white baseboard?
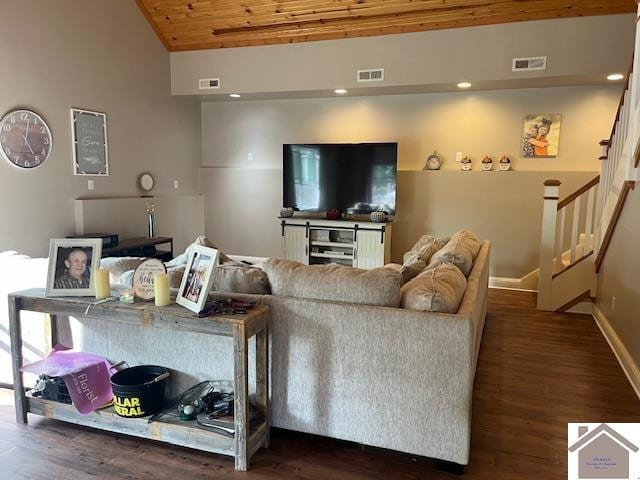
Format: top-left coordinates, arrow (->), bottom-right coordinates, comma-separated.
593,305 -> 640,401
566,301 -> 593,315
489,276 -> 537,292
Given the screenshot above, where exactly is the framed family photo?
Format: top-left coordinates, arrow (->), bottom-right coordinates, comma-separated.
46,239 -> 102,297
176,245 -> 219,313
71,108 -> 109,176
521,114 -> 561,158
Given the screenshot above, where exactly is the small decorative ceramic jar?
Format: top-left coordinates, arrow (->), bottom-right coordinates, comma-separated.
370,209 -> 388,223
461,155 -> 472,171
280,207 -> 294,218
481,155 -> 493,171
499,155 -> 511,171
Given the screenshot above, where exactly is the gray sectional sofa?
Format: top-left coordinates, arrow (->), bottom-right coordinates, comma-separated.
241,240 -> 490,466
3,234 -> 489,468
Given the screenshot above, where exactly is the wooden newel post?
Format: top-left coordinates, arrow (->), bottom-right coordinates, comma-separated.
599,139 -> 610,161
537,179 -> 561,311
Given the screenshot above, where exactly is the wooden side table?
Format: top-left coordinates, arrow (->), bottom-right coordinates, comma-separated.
8,289 -> 269,471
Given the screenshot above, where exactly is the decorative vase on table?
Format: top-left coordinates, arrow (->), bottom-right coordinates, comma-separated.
461,156 -> 472,171
146,202 -> 156,238
499,155 -> 512,171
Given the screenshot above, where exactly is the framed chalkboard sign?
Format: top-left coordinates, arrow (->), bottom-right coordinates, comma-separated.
71,108 -> 109,176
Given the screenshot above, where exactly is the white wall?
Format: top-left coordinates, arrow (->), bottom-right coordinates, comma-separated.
200,85 -> 619,277
202,86 -> 620,172
0,0 -> 201,257
172,14 -> 635,97
596,188 -> 640,386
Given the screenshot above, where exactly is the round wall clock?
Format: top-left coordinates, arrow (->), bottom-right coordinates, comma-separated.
138,172 -> 155,192
0,109 -> 52,169
424,151 -> 442,170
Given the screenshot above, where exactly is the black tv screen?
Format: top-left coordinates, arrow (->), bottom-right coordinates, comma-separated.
283,143 -> 397,215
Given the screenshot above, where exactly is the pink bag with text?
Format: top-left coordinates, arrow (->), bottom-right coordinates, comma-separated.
22,347 -> 115,414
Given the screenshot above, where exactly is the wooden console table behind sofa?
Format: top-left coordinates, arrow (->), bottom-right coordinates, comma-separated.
8,289 -> 269,471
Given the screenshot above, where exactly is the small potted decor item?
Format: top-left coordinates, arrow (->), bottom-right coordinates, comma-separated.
424,151 -> 442,170
461,155 -> 472,171
370,208 -> 388,223
499,155 -> 512,171
481,155 -> 493,171
280,206 -> 294,218
326,209 -> 342,220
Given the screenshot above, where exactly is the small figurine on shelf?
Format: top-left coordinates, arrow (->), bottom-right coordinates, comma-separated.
481,155 -> 493,171
370,208 -> 388,223
461,155 -> 472,171
280,206 -> 294,218
424,151 -> 442,170
499,155 -> 512,171
326,208 -> 342,220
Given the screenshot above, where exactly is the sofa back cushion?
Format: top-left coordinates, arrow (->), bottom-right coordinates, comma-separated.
263,258 -> 402,307
212,263 -> 271,295
401,262 -> 467,313
428,230 -> 481,277
400,235 -> 449,283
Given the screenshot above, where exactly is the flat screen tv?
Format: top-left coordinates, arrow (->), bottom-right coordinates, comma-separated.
283,143 -> 397,215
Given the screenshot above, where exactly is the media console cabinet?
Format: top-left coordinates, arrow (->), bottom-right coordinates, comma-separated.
8,289 -> 270,471
280,218 -> 392,269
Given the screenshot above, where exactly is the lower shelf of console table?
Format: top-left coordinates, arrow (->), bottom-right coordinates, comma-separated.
9,288 -> 270,471
26,396 -> 269,459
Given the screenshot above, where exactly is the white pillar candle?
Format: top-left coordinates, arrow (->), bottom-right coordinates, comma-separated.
154,273 -> 171,307
95,268 -> 110,300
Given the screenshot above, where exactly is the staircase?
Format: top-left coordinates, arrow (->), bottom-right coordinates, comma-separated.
537,25 -> 640,311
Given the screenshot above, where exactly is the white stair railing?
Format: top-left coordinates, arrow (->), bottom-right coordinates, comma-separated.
537,177 -> 599,311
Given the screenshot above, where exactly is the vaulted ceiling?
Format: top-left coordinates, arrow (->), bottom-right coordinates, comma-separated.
136,0 -> 636,51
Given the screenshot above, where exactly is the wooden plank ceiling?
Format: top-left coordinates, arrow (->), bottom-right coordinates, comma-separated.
136,0 -> 636,51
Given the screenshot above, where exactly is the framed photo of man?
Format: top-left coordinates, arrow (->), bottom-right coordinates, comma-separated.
46,238 -> 102,297
176,245 -> 219,313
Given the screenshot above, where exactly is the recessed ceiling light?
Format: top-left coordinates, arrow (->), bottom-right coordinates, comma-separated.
457,82 -> 472,89
607,73 -> 624,81
334,89 -> 347,94
229,93 -> 241,98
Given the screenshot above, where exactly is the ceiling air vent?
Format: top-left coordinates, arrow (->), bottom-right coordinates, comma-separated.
512,56 -> 547,72
199,78 -> 221,89
357,68 -> 384,82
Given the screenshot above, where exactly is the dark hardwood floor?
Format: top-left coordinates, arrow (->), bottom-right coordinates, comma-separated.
1,289 -> 639,479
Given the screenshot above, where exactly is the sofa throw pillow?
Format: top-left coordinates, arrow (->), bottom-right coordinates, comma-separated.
212,263 -> 271,295
100,257 -> 145,284
428,230 -> 481,277
161,263 -> 269,294
165,235 -> 233,268
400,262 -> 467,313
262,258 -> 402,307
400,235 -> 449,283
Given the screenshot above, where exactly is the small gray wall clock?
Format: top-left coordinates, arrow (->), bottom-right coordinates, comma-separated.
0,109 -> 52,169
71,108 -> 109,175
